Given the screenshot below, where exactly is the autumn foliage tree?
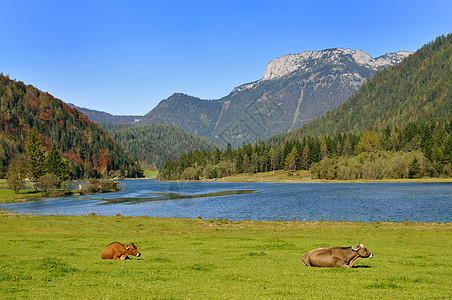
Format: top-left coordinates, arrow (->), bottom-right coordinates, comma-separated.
6,153 -> 28,194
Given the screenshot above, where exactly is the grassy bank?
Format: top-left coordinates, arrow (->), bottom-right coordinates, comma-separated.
0,213 -> 450,299
0,189 -> 42,203
0,179 -> 42,203
143,169 -> 159,179
216,170 -> 452,183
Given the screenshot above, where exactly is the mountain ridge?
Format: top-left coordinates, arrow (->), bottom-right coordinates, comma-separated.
69,47 -> 411,148
139,48 -> 411,147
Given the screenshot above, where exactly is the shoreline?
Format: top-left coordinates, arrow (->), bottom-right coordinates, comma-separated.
212,170 -> 452,183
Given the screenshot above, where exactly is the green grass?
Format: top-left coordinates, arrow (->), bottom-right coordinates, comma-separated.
143,169 -> 158,178
0,179 -> 9,189
0,179 -> 42,203
0,214 -> 450,299
0,189 -> 42,203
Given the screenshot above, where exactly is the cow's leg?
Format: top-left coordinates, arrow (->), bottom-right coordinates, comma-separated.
119,253 -> 130,260
348,256 -> 360,268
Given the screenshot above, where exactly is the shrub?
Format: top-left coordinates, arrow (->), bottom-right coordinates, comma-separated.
82,179 -> 120,194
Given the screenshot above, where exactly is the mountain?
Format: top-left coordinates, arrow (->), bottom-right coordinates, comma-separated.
107,124 -> 217,169
67,103 -> 142,124
140,48 -> 411,147
159,34 -> 452,180
292,34 -> 452,137
140,93 -> 224,138
0,75 -> 143,178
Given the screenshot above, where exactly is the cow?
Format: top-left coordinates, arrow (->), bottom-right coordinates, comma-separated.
101,242 -> 141,260
302,242 -> 372,268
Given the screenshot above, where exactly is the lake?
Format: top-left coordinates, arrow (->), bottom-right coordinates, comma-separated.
1,179 -> 451,222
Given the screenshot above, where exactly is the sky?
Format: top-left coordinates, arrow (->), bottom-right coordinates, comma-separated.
1,0 -> 451,115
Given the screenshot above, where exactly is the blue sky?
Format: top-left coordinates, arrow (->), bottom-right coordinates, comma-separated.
1,0 -> 451,115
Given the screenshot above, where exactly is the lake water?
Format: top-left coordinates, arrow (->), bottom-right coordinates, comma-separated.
1,179 -> 451,222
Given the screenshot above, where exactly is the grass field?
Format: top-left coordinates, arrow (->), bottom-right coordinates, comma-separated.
0,188 -> 42,204
0,213 -> 450,299
0,179 -> 42,204
143,169 -> 159,179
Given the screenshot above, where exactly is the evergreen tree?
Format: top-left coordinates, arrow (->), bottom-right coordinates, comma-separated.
45,144 -> 69,183
285,146 -> 299,171
26,129 -> 46,183
300,143 -> 311,170
269,147 -> 279,171
242,154 -> 251,174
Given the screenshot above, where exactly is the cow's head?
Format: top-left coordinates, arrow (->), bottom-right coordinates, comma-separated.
351,242 -> 372,258
125,243 -> 141,257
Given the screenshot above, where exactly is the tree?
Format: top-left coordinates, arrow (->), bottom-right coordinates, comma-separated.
342,135 -> 352,156
285,146 -> 299,172
45,144 -> 69,183
408,157 -> 421,179
7,154 -> 29,194
35,174 -> 60,196
26,129 -> 46,183
269,147 -> 279,171
357,130 -> 381,153
242,154 -> 250,174
300,143 -> 311,170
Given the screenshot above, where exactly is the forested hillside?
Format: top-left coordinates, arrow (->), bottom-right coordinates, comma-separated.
297,34 -> 452,137
107,124 -> 217,169
0,75 -> 143,179
159,120 -> 452,180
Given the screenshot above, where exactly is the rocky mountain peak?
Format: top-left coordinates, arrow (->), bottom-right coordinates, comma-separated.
262,48 -> 412,81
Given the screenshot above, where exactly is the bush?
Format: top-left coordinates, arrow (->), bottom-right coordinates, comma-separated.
35,174 -> 62,197
82,179 -> 121,194
310,150 -> 431,180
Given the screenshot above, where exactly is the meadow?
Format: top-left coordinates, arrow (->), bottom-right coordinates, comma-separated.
0,178 -> 41,203
0,213 -> 450,299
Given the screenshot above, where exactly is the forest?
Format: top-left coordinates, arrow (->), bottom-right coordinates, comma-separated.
0,74 -> 143,180
104,123 -> 216,169
159,120 -> 452,180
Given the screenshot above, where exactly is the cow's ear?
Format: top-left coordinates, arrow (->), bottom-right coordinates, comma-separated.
351,245 -> 359,251
126,246 -> 130,250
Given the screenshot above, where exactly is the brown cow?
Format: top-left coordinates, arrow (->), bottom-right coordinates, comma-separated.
302,242 -> 372,268
101,242 -> 141,260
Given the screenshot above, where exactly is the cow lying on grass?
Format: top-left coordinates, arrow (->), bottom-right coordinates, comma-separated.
101,242 -> 141,260
302,242 -> 372,268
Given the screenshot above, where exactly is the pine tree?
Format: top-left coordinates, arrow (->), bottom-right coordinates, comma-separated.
300,143 -> 311,170
45,144 -> 69,183
285,146 -> 299,171
242,154 -> 251,174
26,129 -> 46,183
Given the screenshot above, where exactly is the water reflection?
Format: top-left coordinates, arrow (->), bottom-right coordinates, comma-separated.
97,190 -> 258,204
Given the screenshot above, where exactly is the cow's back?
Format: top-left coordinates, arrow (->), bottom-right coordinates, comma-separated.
101,242 -> 126,259
302,247 -> 330,266
302,247 -> 348,267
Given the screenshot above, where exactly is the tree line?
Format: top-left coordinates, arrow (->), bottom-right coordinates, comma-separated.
159,120 -> 452,180
103,123 -> 216,169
